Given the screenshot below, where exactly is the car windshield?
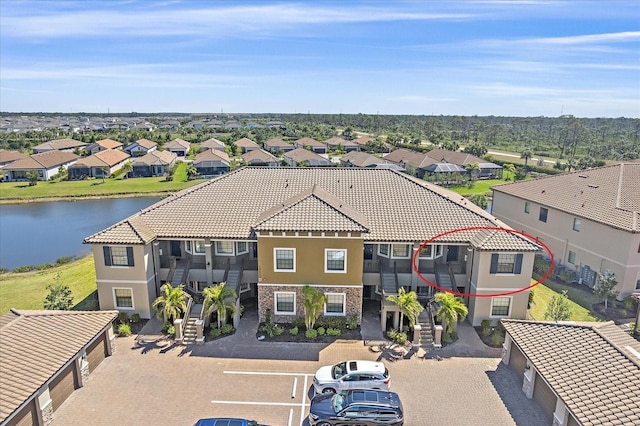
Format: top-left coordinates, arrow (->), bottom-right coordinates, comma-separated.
332,392 -> 347,413
332,362 -> 347,379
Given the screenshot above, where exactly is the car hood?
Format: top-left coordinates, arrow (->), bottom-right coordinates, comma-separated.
309,393 -> 336,417
314,365 -> 334,383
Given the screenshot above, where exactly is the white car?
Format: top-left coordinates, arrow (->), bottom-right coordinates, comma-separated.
313,360 -> 390,394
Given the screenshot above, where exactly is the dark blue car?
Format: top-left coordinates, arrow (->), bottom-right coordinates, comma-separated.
309,389 -> 404,425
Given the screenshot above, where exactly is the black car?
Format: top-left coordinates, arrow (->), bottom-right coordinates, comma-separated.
309,389 -> 404,426
194,419 -> 262,426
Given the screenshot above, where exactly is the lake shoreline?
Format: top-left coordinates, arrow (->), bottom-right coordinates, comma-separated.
0,191 -> 172,205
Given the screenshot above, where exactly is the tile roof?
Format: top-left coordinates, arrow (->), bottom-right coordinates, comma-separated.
324,137 -> 358,148
284,148 -> 332,166
426,149 -> 488,167
95,139 -> 123,149
233,137 -> 260,149
0,310 -> 118,422
32,138 -> 86,151
492,163 -> 640,232
164,138 -> 190,150
193,149 -> 230,165
200,138 -> 226,150
340,151 -> 392,168
384,149 -> 438,169
132,150 -> 176,166
132,138 -> 157,149
85,168 -> 538,250
71,149 -> 130,168
3,151 -> 79,170
264,137 -> 293,149
502,320 -> 640,426
241,148 -> 278,164
294,137 -> 325,148
0,149 -> 28,164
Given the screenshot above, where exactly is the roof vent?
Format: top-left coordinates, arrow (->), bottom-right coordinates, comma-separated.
588,184 -> 599,189
541,189 -> 545,194
578,175 -> 588,178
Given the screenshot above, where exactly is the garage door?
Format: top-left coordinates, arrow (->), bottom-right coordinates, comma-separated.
49,364 -> 78,411
87,334 -> 107,373
5,400 -> 37,426
533,373 -> 556,422
509,344 -> 527,377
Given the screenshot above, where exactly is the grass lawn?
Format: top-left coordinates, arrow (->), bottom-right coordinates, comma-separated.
0,162 -> 206,202
0,255 -> 98,315
529,282 -> 601,322
447,179 -> 511,196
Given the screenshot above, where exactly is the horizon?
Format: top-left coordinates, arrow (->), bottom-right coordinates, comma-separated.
1,1 -> 639,118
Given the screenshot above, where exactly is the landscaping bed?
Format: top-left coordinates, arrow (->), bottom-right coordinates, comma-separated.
256,311 -> 362,343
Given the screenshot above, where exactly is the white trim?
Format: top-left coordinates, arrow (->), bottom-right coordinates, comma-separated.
258,283 -> 363,288
214,240 -> 235,256
236,241 -> 249,255
378,243 -> 390,258
324,292 -> 346,316
418,244 -> 444,259
97,278 -> 153,284
470,283 -> 524,292
391,244 -> 411,259
112,287 -> 135,310
274,291 -> 296,315
274,247 -> 296,272
324,248 -> 347,273
490,296 -> 512,318
255,233 -> 362,239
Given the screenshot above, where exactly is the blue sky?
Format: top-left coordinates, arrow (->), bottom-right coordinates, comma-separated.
1,1 -> 639,117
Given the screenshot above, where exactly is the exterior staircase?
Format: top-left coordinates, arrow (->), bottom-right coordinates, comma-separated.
435,264 -> 456,292
418,308 -> 434,351
170,258 -> 190,285
380,266 -> 397,295
225,264 -> 243,293
182,303 -> 202,345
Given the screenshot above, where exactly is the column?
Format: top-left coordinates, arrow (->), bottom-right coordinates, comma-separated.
204,239 -> 213,287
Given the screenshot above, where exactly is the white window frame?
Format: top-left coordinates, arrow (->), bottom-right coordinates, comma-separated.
324,293 -> 346,316
274,291 -> 296,315
378,244 -> 390,258
274,248 -> 296,272
419,244 -> 443,259
496,253 -> 516,274
573,218 -> 581,232
113,287 -> 134,310
186,240 -> 206,255
236,241 -> 249,255
490,296 -> 512,317
524,202 -> 530,214
568,251 -> 576,265
215,241 -> 234,256
325,249 -> 347,273
391,244 -> 411,259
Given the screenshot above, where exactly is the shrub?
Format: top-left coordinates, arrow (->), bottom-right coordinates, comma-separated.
221,323 -> 234,334
117,323 -> 131,336
528,289 -> 535,307
305,329 -> 318,339
623,296 -> 636,311
495,321 -> 506,335
326,328 -> 341,336
348,314 -> 359,329
316,316 -> 346,330
130,313 -> 141,323
0,268 -> 7,274
35,263 -> 56,270
388,329 -> 407,345
480,320 -> 492,338
491,332 -> 505,346
209,328 -> 221,338
259,322 -> 281,338
273,325 -> 284,336
289,326 -> 299,336
291,316 -> 306,329
118,312 -> 130,325
162,321 -> 172,332
13,265 -> 34,273
442,332 -> 452,344
56,256 -> 74,265
166,325 -> 176,336
317,327 -> 326,336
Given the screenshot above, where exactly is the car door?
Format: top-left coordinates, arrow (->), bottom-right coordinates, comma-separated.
340,373 -> 360,391
335,404 -> 367,426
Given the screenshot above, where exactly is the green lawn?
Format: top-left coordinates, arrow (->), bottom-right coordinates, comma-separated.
0,255 -> 98,315
529,282 -> 601,322
447,179 -> 511,196
0,162 -> 206,202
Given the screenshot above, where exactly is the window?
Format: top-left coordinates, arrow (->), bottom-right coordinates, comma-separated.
491,297 -> 511,316
325,293 -> 346,316
103,246 -> 134,267
568,251 -> 576,265
573,218 -> 581,232
113,288 -> 133,309
274,248 -> 295,272
236,241 -> 248,254
186,240 -> 206,254
215,241 -> 234,255
524,202 -> 530,214
419,245 -> 432,258
274,292 -> 295,314
635,272 -> 640,290
419,244 -> 443,259
392,244 -> 410,258
539,207 -> 548,223
325,249 -> 347,273
490,253 -> 523,274
378,244 -> 389,257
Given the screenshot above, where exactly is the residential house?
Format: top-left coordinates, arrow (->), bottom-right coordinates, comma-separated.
339,151 -> 401,170
426,149 -> 503,179
501,320 -> 640,426
32,139 -> 87,154
491,164 -> 640,299
164,138 -> 190,157
85,168 -> 539,333
284,148 -> 332,167
0,149 -> 28,168
353,136 -> 375,151
264,137 -> 294,154
86,139 -> 123,155
324,136 -> 359,153
124,139 -> 158,157
384,149 -> 437,178
192,149 -> 230,177
241,148 -> 280,167
0,310 -> 118,426
2,151 -> 79,181
385,148 -> 502,180
293,137 -> 327,154
131,151 -> 177,177
67,149 -> 131,180
233,137 -> 260,154
200,138 -> 227,152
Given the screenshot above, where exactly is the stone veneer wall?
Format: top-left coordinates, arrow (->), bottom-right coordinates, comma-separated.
258,285 -> 363,324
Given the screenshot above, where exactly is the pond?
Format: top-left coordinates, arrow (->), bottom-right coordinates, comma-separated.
0,197 -> 161,270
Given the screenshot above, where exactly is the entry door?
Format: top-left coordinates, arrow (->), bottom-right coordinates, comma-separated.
170,241 -> 181,257
363,244 -> 374,260
447,246 -> 459,262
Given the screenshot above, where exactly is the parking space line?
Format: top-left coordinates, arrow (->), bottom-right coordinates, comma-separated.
300,375 -> 309,426
288,408 -> 293,426
223,370 -> 314,376
211,400 -> 304,406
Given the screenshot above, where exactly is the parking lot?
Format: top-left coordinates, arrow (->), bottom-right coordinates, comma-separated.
51,326 -> 548,426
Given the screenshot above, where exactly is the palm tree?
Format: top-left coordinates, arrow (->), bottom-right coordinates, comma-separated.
465,162 -> 480,182
100,166 -> 109,183
520,150 -> 533,173
202,282 -> 237,329
386,288 -> 424,331
434,292 -> 468,336
152,283 -> 187,323
303,285 -> 325,329
121,161 -> 133,178
186,164 -> 198,180
503,163 -> 516,181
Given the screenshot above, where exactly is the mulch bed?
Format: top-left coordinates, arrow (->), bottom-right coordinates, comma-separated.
256,323 -> 362,343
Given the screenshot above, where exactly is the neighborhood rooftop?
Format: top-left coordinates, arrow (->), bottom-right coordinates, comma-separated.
85,167 -> 538,249
492,163 -> 640,232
